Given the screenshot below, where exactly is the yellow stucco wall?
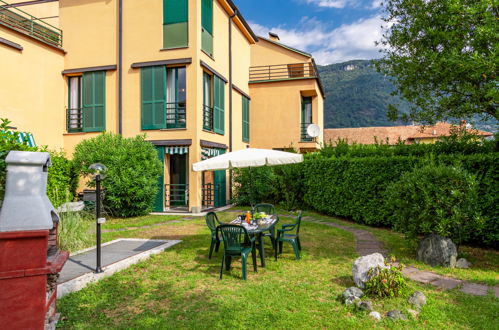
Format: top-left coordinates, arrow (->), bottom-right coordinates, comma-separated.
249,79 -> 322,150
0,27 -> 64,149
251,38 -> 311,67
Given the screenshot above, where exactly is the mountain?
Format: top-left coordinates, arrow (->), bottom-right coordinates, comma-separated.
317,60 -> 497,132
317,60 -> 410,129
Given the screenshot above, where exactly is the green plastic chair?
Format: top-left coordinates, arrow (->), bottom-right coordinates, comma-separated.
275,211 -> 302,260
254,203 -> 278,251
205,212 -> 222,259
216,224 -> 257,280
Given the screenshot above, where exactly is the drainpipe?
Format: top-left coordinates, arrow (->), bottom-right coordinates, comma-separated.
118,0 -> 123,135
229,10 -> 236,201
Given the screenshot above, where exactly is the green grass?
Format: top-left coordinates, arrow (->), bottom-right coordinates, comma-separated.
103,214 -> 182,230
297,211 -> 499,287
57,210 -> 498,329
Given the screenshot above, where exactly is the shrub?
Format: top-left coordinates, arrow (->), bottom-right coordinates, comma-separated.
46,150 -> 79,208
0,118 -> 36,201
385,162 -> 483,245
72,133 -> 162,217
232,167 -> 276,206
364,257 -> 407,298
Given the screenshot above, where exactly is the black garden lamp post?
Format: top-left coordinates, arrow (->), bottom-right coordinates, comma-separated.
89,163 -> 107,273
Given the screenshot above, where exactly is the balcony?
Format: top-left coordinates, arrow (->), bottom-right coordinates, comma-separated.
0,0 -> 62,48
203,105 -> 213,131
301,123 -> 314,142
165,102 -> 186,129
67,108 -> 83,132
249,62 -> 318,83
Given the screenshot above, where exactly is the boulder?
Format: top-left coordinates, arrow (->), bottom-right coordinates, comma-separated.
358,300 -> 373,312
407,309 -> 420,318
416,234 -> 457,268
369,311 -> 381,321
341,287 -> 364,301
386,310 -> 407,320
352,253 -> 387,288
408,291 -> 426,310
344,296 -> 361,306
456,258 -> 472,269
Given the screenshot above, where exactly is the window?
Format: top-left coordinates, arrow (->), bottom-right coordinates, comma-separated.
201,0 -> 213,56
202,72 -> 213,131
67,76 -> 82,132
203,72 -> 224,133
67,71 -> 105,132
163,0 -> 188,49
141,66 -> 186,130
242,96 -> 249,142
301,96 -> 312,141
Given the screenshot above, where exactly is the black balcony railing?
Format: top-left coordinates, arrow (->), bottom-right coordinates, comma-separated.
249,62 -> 318,82
165,102 -> 186,129
203,104 -> 214,131
67,108 -> 83,132
165,184 -> 189,209
301,123 -> 313,142
0,0 -> 62,48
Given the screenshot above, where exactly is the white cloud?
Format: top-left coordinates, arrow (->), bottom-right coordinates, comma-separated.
371,0 -> 383,8
304,0 -> 362,9
250,16 -> 387,65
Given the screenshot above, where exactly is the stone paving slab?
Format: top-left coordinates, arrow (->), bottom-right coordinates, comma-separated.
460,282 -> 489,296
57,239 -> 181,298
431,277 -> 462,290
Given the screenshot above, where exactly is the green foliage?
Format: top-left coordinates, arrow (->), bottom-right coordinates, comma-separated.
232,167 -> 276,206
45,150 -> 79,208
365,257 -> 407,298
0,118 -> 37,201
377,0 -> 498,123
385,163 -> 483,245
58,211 -> 94,252
72,132 -> 162,217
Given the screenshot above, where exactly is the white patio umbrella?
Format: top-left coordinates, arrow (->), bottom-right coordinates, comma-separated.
192,148 -> 303,207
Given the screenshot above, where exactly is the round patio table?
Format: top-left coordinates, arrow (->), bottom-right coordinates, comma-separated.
229,215 -> 278,268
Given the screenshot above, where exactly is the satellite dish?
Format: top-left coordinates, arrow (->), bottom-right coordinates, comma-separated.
306,124 -> 321,138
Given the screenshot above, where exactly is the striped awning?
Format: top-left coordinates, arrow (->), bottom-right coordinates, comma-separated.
201,148 -> 222,160
4,131 -> 36,147
165,146 -> 188,155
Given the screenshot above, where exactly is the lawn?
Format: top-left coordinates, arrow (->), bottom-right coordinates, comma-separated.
57,210 -> 499,329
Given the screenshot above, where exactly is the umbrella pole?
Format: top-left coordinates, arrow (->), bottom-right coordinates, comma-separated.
249,166 -> 255,216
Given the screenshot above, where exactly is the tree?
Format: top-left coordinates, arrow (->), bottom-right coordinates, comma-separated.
376,0 -> 498,124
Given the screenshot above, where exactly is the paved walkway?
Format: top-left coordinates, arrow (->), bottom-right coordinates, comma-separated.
302,216 -> 499,298
57,238 -> 181,298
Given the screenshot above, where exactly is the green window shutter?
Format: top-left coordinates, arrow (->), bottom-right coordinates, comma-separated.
82,71 -> 106,132
163,0 -> 187,24
201,0 -> 213,55
141,66 -> 166,130
153,146 -> 165,212
242,96 -> 249,142
163,0 -> 188,48
201,0 -> 212,34
213,76 -> 224,134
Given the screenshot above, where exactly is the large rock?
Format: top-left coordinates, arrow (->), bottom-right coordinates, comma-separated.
416,234 -> 457,268
352,253 -> 387,288
369,311 -> 381,321
386,310 -> 407,320
408,291 -> 426,310
341,287 -> 364,301
456,258 -> 471,269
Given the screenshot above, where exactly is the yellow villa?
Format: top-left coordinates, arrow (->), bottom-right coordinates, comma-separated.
0,0 -> 324,213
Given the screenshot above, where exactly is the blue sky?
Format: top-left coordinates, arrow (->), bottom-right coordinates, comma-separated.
234,0 -> 386,65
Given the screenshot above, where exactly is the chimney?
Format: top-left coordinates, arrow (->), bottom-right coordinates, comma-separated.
268,32 -> 280,41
